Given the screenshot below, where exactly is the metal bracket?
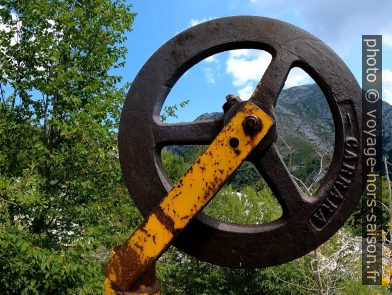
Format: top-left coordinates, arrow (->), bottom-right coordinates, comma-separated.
104,102 -> 273,292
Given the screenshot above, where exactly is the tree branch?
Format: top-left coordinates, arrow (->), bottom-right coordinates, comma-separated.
270,269 -> 319,293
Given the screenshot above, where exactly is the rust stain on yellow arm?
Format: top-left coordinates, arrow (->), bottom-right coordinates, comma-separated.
104,102 -> 274,291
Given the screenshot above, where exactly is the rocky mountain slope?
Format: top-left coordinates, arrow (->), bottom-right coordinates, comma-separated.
167,84 -> 392,185
275,84 -> 391,161
195,83 -> 391,162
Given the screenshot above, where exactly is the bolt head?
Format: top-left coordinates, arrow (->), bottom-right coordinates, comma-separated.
243,115 -> 262,135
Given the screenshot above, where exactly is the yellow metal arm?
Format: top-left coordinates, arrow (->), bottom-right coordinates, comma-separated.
104,102 -> 274,292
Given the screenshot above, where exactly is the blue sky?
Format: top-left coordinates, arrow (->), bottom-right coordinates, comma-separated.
122,0 -> 392,122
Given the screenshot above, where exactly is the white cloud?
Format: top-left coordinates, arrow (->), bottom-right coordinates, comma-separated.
225,49 -> 311,96
226,49 -> 272,87
1,12 -> 61,76
0,12 -> 22,46
203,67 -> 215,84
248,0 -> 392,56
229,49 -> 254,58
204,55 -> 218,63
238,82 -> 255,100
284,68 -> 312,88
383,69 -> 392,105
189,17 -> 216,27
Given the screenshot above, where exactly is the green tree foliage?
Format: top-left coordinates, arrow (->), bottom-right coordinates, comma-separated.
0,1 -> 139,293
345,177 -> 391,236
0,1 -> 390,293
204,184 -> 282,224
158,248 -> 313,295
160,146 -> 390,294
161,151 -> 188,185
159,147 -> 311,294
160,100 -> 190,122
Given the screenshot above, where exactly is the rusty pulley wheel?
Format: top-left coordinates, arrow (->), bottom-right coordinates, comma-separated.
119,16 -> 362,268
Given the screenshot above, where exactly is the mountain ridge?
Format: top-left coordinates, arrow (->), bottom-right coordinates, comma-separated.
194,83 -> 391,161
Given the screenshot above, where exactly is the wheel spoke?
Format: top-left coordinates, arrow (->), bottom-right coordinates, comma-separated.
252,143 -> 311,217
249,53 -> 295,109
153,119 -> 224,147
